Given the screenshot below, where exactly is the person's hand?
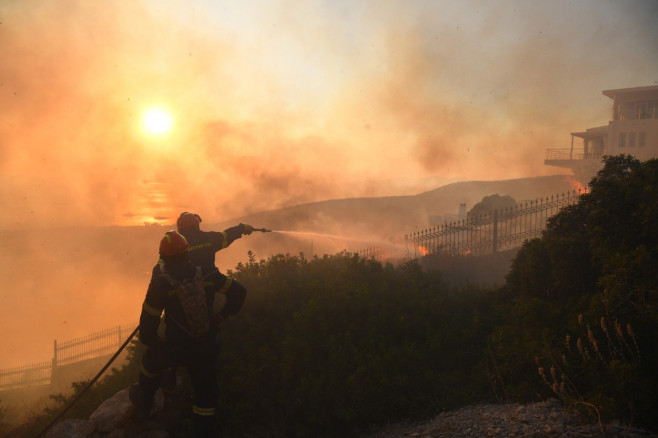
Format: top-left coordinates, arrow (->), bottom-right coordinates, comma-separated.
241,223 -> 254,235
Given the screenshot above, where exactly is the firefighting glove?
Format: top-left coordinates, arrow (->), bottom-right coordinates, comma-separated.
241,223 -> 254,235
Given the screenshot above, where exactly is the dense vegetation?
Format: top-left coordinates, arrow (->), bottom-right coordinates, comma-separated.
5,155 -> 656,438
216,253 -> 493,437
490,155 -> 658,429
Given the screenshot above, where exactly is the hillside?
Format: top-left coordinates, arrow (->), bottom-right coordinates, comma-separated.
209,174 -> 574,266
219,174 -> 573,235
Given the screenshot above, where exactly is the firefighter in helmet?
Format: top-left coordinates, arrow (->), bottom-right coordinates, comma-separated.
131,230 -> 246,437
175,211 -> 254,268
151,212 -> 255,329
152,212 -> 256,276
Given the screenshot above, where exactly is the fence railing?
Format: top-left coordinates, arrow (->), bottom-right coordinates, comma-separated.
355,246 -> 385,262
0,361 -> 51,391
53,323 -> 137,367
0,323 -> 137,392
545,148 -> 603,161
406,189 -> 585,257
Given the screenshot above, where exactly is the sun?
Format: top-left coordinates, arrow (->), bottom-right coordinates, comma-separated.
141,107 -> 174,136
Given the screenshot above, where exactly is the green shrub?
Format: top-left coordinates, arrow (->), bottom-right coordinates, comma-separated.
490,156 -> 658,430
216,253 -> 491,437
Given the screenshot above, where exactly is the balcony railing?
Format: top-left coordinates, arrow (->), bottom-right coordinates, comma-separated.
545,149 -> 603,161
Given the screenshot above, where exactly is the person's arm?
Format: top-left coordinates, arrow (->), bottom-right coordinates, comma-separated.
220,223 -> 254,248
138,280 -> 165,346
208,270 -> 246,324
220,278 -> 246,318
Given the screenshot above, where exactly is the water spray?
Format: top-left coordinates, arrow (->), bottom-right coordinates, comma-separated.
268,230 -> 407,252
269,230 -> 361,241
258,229 -> 412,260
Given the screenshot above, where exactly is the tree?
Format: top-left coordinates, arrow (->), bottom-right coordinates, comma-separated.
467,194 -> 516,218
491,156 -> 658,429
586,155 -> 658,320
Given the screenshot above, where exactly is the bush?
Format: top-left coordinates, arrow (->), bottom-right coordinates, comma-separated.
216,253 -> 492,437
490,156 -> 658,429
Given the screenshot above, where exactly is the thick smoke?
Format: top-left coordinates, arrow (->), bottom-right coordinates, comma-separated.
0,0 -> 656,368
1,0 -> 657,228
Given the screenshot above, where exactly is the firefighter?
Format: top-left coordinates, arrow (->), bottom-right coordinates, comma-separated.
148,213 -> 257,400
151,212 -> 255,277
176,211 -> 254,268
131,230 -> 246,437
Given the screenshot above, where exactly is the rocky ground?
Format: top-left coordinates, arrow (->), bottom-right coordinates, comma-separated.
33,392 -> 658,438
365,399 -> 658,438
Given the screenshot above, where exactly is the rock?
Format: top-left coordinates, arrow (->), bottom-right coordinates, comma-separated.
44,418 -> 96,438
89,388 -> 135,433
89,386 -> 165,433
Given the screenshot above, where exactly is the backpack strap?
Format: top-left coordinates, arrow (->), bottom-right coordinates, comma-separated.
159,267 -> 203,285
160,272 -> 179,288
157,271 -> 194,337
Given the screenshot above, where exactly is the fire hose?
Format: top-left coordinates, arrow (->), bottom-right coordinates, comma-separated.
35,227 -> 272,436
34,326 -> 140,438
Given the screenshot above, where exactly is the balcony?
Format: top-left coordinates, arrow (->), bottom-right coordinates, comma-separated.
545,148 -> 603,162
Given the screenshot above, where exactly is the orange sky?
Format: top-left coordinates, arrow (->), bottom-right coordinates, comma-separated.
1,0 -> 656,229
0,0 -> 657,370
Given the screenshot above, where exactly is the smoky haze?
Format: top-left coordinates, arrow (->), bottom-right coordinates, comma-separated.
0,0 -> 657,367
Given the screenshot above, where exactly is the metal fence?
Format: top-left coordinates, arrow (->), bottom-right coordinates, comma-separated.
355,246 -> 385,262
0,323 -> 137,391
406,189 -> 585,257
0,361 -> 51,391
53,323 -> 137,367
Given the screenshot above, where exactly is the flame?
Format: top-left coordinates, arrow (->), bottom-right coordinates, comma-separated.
565,176 -> 587,193
464,249 -> 472,255
418,245 -> 429,256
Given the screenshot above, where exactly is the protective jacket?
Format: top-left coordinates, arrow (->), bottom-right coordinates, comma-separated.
151,224 -> 247,277
140,261 -> 246,347
181,224 -> 246,268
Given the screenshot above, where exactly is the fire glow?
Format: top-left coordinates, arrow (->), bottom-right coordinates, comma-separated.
565,176 -> 588,193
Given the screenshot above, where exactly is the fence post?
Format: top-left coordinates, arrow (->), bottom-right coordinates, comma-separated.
52,339 -> 57,369
492,210 -> 498,253
51,339 -> 58,389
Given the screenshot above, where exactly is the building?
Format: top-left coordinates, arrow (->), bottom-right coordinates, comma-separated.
545,85 -> 658,181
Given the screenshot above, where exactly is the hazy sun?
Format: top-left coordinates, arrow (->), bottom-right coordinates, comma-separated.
142,107 -> 174,136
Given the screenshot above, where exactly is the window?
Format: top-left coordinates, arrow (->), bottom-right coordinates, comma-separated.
619,132 -> 626,148
628,132 -> 636,148
649,100 -> 658,118
639,132 -> 646,147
